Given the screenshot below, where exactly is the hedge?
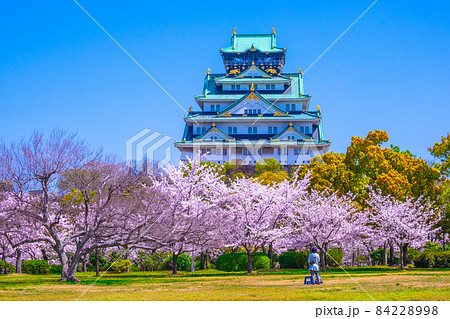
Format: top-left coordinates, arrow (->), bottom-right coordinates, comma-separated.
414,251 -> 450,268
22,260 -> 50,275
216,253 -> 247,271
0,261 -> 15,274
216,252 -> 270,272
279,251 -> 308,269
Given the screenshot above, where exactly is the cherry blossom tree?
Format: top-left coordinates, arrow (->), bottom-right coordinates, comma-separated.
147,155 -> 230,274
366,190 -> 439,269
0,130 -> 168,281
286,190 -> 368,272
225,175 -> 305,274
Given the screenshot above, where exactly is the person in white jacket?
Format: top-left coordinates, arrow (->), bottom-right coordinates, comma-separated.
308,247 -> 322,284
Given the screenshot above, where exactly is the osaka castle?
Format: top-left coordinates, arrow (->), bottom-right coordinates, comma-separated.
175,29 -> 330,165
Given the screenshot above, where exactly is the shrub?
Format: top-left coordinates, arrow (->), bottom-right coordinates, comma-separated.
424,242 -> 442,252
88,252 -> 111,271
111,259 -> 132,272
0,261 -> 15,274
49,265 -> 62,274
22,260 -> 50,275
216,253 -> 246,272
216,252 -> 269,271
414,252 -> 435,268
279,251 -> 308,269
252,253 -> 270,270
327,248 -> 344,267
371,249 -> 384,265
175,254 -> 192,271
136,251 -> 170,271
434,251 -> 450,268
129,265 -> 140,272
407,247 -> 420,263
414,251 -> 450,268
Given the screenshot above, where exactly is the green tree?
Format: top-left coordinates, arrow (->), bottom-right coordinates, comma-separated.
429,133 -> 450,249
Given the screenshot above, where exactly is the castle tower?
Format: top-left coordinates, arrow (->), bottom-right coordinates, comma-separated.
175,29 -> 330,165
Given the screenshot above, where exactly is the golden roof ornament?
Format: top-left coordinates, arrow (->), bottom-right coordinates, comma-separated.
206,68 -> 210,75
232,27 -> 236,35
272,27 -> 276,35
316,105 -> 321,112
212,122 -> 216,127
188,106 -> 192,113
299,68 -> 303,74
250,83 -> 254,91
289,122 -> 293,126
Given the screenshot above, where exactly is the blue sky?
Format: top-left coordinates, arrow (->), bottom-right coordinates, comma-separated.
0,0 -> 449,163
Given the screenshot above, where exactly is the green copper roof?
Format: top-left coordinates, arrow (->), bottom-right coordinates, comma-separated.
198,72 -> 306,101
193,125 -> 233,141
175,140 -> 331,147
271,124 -> 310,140
221,33 -> 285,53
185,111 -> 321,121
217,90 -> 288,116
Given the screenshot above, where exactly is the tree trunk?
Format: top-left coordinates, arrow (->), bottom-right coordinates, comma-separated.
247,251 -> 254,274
95,249 -> 100,277
389,244 -> 395,265
82,256 -> 87,272
399,245 -> 405,270
56,250 -> 78,282
190,250 -> 195,272
382,242 -> 388,266
41,249 -> 48,262
402,243 -> 409,268
268,243 -> 274,268
172,253 -> 178,275
15,249 -> 22,274
320,246 -> 327,272
233,247 -> 238,253
199,252 -> 206,270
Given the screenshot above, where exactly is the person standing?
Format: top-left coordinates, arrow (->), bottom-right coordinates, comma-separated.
308,247 -> 322,284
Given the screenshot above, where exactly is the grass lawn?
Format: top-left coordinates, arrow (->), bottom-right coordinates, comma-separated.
0,267 -> 449,301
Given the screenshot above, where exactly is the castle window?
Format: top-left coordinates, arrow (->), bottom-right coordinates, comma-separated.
271,84 -> 275,90
248,127 -> 257,134
244,109 -> 248,114
236,84 -> 240,90
294,148 -> 299,155
301,126 -> 310,134
228,127 -> 237,134
223,149 -> 228,156
291,104 -> 296,111
196,127 -> 200,134
216,105 -> 220,112
231,84 -> 236,90
202,127 -> 206,133
266,84 -> 270,90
